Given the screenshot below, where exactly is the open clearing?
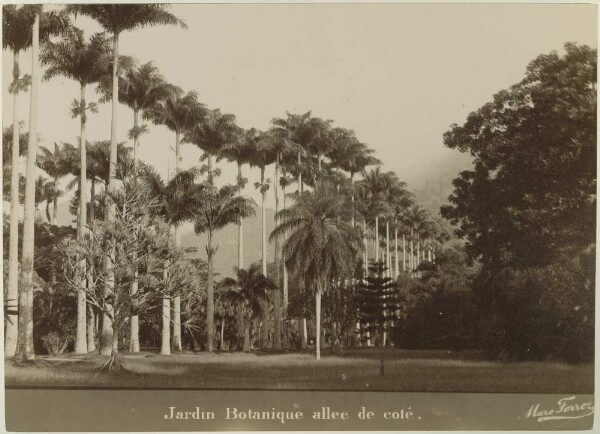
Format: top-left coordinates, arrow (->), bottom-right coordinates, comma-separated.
5,348 -> 593,393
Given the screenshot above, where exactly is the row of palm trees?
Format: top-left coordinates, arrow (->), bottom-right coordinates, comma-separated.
4,4 -> 451,361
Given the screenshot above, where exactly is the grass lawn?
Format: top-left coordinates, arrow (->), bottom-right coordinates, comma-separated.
5,348 -> 593,393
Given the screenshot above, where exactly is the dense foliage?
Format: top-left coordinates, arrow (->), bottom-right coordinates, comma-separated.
441,43 -> 596,361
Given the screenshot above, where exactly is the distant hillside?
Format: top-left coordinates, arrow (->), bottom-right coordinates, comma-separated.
410,151 -> 473,217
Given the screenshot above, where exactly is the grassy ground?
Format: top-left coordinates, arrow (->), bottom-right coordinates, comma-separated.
4,348 -> 593,393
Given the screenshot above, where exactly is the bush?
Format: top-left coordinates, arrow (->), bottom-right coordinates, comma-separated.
41,331 -> 72,355
481,259 -> 594,363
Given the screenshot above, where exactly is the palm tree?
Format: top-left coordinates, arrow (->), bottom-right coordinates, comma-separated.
66,4 -> 186,356
16,5 -> 70,361
139,166 -> 198,354
271,183 -> 361,360
187,181 -> 256,352
245,128 -> 276,347
220,129 -> 255,270
98,62 -> 180,353
184,109 -> 238,184
305,117 -> 333,175
3,4 -> 69,359
329,137 -> 380,228
219,263 -> 275,352
35,143 -> 72,225
40,28 -> 111,226
146,89 -> 205,351
102,61 -> 182,167
360,168 -> 394,265
269,116 -> 306,350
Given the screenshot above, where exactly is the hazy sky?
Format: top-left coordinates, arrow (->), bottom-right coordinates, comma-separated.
2,3 -> 597,210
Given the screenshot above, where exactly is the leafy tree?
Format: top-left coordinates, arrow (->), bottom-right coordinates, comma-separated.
441,43 -> 596,361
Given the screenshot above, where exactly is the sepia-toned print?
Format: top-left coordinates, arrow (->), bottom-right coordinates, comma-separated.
2,2 -> 596,431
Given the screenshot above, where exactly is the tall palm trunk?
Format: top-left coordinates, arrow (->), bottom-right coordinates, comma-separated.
88,179 -> 97,352
16,13 -> 40,361
243,317 -> 251,352
402,234 -> 406,272
101,30 -> 120,356
375,216 -> 379,262
172,130 -> 182,352
350,172 -> 355,228
273,153 -> 281,350
315,286 -> 322,360
237,162 -> 244,269
260,166 -> 267,275
363,219 -> 368,276
160,264 -> 171,355
52,194 -> 57,224
75,83 -> 88,354
260,165 -> 269,348
281,172 -> 288,349
129,108 -> 141,353
386,221 -> 390,277
206,231 -> 215,352
220,318 -> 225,350
6,49 -> 21,357
410,228 -> 414,276
296,151 -> 302,192
394,226 -> 399,278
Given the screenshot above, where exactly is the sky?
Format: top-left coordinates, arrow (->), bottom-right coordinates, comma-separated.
2,3 -> 597,212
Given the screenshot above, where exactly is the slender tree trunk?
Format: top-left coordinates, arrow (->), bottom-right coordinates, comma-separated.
236,305 -> 244,349
206,231 -> 215,352
45,201 -> 51,224
281,176 -> 288,349
375,217 -> 379,263
410,229 -> 414,277
261,166 -> 267,276
350,173 -> 355,228
416,239 -> 420,276
101,30 -> 120,357
302,317 -> 308,349
363,219 -> 368,276
402,234 -> 406,272
52,195 -> 57,225
297,151 -> 302,193
315,288 -> 321,360
386,221 -> 390,277
16,14 -> 40,361
243,320 -> 251,352
87,303 -> 95,352
88,180 -> 97,352
220,318 -> 225,350
260,165 -> 269,348
6,49 -> 21,357
237,163 -> 244,270
394,226 -> 399,278
129,108 -> 141,353
75,83 -> 88,354
160,265 -> 171,355
273,153 -> 281,350
172,130 -> 182,352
